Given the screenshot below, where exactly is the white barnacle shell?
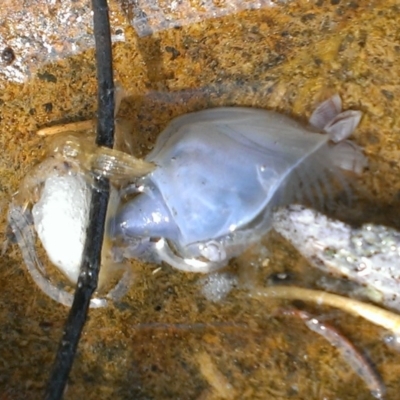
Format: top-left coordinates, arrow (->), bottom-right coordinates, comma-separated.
32,173 -> 91,283
8,126 -> 154,307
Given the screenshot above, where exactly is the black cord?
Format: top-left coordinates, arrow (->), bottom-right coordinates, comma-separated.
45,0 -> 114,398
92,0 -> 115,148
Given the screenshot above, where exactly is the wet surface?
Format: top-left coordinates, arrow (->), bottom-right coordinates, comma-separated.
2,1 -> 400,399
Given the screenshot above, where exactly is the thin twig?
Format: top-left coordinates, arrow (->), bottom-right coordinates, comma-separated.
44,0 -> 115,398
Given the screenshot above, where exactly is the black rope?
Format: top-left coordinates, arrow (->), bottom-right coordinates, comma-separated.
93,0 -> 115,148
44,0 -> 115,398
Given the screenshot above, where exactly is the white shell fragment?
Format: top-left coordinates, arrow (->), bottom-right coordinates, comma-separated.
273,205 -> 400,311
32,174 -> 91,283
200,272 -> 238,302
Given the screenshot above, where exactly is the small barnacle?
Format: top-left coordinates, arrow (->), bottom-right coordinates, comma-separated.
7,121 -> 154,307
1,46 -> 15,65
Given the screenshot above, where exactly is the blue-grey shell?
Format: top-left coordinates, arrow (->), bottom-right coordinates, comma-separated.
112,107 -> 337,251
